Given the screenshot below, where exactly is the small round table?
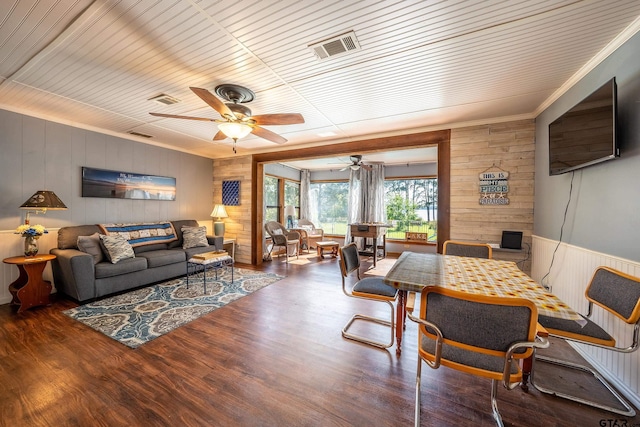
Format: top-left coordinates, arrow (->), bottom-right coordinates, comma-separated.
3,254 -> 56,313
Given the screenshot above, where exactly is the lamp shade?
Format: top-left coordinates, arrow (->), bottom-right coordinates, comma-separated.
20,190 -> 67,210
210,204 -> 228,219
284,205 -> 295,217
210,204 -> 228,237
217,122 -> 252,140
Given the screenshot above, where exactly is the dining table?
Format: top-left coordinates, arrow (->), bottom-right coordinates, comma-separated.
383,252 -> 583,356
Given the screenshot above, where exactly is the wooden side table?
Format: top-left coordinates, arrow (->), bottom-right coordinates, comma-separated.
3,254 -> 56,313
316,241 -> 339,258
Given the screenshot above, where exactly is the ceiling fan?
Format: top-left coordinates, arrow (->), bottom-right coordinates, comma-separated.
340,155 -> 372,171
150,84 -> 304,153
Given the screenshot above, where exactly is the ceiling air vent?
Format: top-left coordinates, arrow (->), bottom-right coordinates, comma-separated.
148,94 -> 181,105
127,131 -> 153,138
309,31 -> 361,61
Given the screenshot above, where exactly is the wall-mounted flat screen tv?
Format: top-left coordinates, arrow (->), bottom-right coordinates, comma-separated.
548,77 -> 618,176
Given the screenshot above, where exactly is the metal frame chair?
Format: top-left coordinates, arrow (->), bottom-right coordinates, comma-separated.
442,240 -> 493,259
408,287 -> 548,427
264,221 -> 299,263
531,266 -> 640,416
338,243 -> 398,349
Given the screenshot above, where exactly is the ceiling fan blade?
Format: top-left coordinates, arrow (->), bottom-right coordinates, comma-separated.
190,87 -> 235,119
361,164 -> 373,170
251,113 -> 305,126
213,130 -> 227,141
149,112 -> 215,122
251,125 -> 287,144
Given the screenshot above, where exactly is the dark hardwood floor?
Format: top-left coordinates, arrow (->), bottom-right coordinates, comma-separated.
1,252 -> 638,426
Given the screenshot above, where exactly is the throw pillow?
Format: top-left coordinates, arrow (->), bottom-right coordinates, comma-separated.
99,234 -> 135,264
77,232 -> 104,264
181,226 -> 209,249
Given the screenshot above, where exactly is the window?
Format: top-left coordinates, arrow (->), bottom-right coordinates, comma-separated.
264,176 -> 300,224
385,178 -> 437,242
264,175 -> 279,222
307,177 -> 437,241
284,180 -> 300,218
310,181 -> 349,235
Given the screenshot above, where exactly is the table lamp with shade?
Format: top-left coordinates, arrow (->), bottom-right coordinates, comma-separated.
20,190 -> 67,224
210,204 -> 228,237
284,205 -> 295,229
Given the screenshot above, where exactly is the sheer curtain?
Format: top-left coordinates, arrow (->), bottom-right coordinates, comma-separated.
299,169 -> 311,221
345,169 -> 362,245
361,163 -> 386,223
345,164 -> 385,247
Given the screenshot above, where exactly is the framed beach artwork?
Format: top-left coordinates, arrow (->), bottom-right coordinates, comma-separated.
82,167 -> 176,200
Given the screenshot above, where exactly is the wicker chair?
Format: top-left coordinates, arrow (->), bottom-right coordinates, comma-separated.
264,221 -> 299,263
297,219 -> 324,249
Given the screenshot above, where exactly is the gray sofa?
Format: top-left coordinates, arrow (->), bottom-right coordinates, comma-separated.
50,220 -> 223,303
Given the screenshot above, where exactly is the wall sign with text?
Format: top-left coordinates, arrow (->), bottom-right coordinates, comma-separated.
478,170 -> 509,205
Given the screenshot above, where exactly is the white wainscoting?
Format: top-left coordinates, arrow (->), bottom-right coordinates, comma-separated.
532,235 -> 640,408
0,229 -> 59,305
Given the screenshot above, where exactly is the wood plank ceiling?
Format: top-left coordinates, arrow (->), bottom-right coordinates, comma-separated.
1,0 -> 639,160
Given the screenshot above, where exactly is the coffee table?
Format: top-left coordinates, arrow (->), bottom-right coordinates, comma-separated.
316,241 -> 339,258
186,253 -> 233,293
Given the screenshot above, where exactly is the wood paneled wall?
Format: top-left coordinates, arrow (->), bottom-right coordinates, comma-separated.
449,119 -> 535,272
213,155 -> 252,264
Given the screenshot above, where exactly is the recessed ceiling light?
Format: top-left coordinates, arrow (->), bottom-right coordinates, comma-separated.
318,131 -> 337,137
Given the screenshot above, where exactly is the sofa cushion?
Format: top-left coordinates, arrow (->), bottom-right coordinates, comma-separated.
77,233 -> 104,264
58,225 -> 102,249
182,226 -> 209,249
134,243 -> 169,254
99,222 -> 178,248
138,249 -> 186,268
169,220 -> 199,248
100,234 -> 136,264
95,257 -> 148,279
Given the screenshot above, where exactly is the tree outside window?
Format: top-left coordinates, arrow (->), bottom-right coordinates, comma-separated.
385,178 -> 437,241
264,176 -> 279,222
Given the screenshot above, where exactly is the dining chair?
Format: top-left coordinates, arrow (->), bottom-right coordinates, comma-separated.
338,243 -> 398,349
531,266 -> 640,416
407,287 -> 548,427
264,221 -> 300,263
442,240 -> 492,259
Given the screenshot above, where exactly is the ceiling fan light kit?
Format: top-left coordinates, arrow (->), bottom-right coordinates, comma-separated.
149,84 -> 304,153
218,121 -> 252,139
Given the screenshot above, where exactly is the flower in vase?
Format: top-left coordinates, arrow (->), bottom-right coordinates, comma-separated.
15,224 -> 48,237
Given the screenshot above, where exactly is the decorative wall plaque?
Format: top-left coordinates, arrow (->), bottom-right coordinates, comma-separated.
478,168 -> 509,205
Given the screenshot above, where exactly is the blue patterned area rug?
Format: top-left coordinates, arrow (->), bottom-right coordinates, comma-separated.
63,268 -> 284,349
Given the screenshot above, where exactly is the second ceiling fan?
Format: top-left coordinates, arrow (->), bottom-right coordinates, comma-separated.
340,155 -> 372,171
150,84 -> 304,152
